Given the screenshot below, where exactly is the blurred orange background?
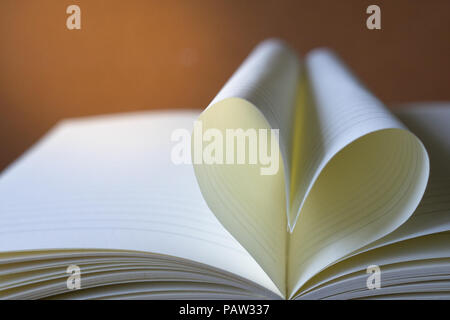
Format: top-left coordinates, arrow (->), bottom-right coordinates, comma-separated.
1,0 -> 449,172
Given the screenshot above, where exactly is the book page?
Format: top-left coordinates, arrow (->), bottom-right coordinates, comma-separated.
291,104 -> 450,298
0,111 -> 281,297
353,104 -> 450,251
192,39 -> 300,295
297,232 -> 450,299
287,50 -> 430,297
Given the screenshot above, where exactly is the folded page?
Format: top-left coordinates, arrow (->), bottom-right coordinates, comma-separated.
192,40 -> 299,295
287,50 -> 430,296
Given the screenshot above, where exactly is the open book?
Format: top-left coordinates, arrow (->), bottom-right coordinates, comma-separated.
0,40 -> 449,299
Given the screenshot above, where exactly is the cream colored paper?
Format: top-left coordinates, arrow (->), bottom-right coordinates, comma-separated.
192,41 -> 430,297
0,111 -> 282,297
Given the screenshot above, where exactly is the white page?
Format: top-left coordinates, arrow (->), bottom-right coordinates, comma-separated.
0,111 -> 281,297
286,104 -> 450,298
303,258 -> 450,299
354,104 -> 450,250
192,39 -> 300,294
287,50 -> 430,297
297,233 -> 450,299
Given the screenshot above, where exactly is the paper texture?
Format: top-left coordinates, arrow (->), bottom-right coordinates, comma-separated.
0,111 -> 282,297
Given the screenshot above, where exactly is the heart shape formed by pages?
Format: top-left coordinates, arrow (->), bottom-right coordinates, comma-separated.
192,40 -> 429,296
